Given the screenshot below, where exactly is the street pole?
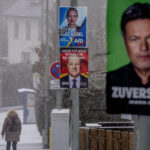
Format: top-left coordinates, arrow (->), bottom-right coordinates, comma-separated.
71,0 -> 78,6
0,66 -> 3,107
134,116 -> 150,150
44,0 -> 49,148
70,1 -> 79,150
71,89 -> 79,150
40,0 -> 45,43
56,0 -> 63,109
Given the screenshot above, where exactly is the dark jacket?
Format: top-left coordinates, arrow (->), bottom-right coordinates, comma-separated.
60,74 -> 88,88
107,63 -> 150,87
1,111 -> 21,142
106,63 -> 150,114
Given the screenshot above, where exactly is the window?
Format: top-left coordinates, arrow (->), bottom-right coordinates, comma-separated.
22,52 -> 31,64
14,21 -> 19,39
26,22 -> 30,40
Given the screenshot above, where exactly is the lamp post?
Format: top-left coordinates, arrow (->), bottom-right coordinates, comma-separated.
0,66 -> 3,107
56,0 -> 63,109
70,1 -> 79,150
43,0 -> 49,148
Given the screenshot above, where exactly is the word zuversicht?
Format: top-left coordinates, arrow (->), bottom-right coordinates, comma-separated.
111,86 -> 150,99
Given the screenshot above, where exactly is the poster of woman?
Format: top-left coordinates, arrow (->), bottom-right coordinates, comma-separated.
59,7 -> 87,47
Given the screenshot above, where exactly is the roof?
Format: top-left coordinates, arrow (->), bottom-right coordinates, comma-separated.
3,0 -> 41,17
0,0 -> 19,14
18,88 -> 36,93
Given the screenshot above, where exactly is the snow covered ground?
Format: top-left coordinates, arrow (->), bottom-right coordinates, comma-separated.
0,109 -> 42,145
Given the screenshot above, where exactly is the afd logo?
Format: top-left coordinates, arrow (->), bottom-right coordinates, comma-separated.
74,38 -> 84,43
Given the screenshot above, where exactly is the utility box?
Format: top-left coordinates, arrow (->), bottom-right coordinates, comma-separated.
51,109 -> 70,150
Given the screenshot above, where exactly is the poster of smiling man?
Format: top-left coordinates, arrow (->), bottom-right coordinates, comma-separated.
59,7 -> 87,47
60,48 -> 88,88
106,0 -> 150,114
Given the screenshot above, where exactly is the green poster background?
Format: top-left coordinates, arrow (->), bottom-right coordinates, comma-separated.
107,0 -> 150,72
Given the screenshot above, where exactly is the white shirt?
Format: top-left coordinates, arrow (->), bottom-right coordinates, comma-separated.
69,75 -> 81,88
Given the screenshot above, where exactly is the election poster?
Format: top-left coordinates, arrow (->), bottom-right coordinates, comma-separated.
60,48 -> 88,88
59,7 -> 87,47
106,0 -> 150,114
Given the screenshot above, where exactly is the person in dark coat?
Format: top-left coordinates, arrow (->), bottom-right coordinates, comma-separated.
1,110 -> 22,150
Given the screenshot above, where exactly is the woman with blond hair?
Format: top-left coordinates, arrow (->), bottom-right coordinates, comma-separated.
1,110 -> 21,150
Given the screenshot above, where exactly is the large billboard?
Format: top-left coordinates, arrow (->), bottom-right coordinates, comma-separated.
59,7 -> 87,47
106,1 -> 150,114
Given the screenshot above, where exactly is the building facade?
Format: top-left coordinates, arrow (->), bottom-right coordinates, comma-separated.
3,0 -> 41,64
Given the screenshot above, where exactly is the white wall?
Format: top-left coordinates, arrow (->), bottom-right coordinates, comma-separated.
7,16 -> 40,64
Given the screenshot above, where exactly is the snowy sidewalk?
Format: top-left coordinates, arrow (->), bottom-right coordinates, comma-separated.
0,107 -> 49,150
0,143 -> 49,150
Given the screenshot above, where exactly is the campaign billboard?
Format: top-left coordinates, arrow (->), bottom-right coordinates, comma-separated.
106,0 -> 150,114
60,48 -> 88,88
59,7 -> 87,47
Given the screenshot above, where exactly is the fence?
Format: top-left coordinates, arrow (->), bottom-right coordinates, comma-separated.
80,122 -> 134,150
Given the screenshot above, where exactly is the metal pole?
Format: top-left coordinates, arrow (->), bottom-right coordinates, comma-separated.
71,89 -> 79,150
70,1 -> 79,150
71,0 -> 78,6
44,0 -> 49,148
40,0 -> 44,43
56,0 -> 63,109
0,66 -> 3,107
134,116 -> 150,150
56,90 -> 63,109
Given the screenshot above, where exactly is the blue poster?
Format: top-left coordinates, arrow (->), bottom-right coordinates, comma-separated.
59,7 -> 87,47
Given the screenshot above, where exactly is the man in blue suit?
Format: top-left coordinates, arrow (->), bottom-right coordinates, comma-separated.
60,53 -> 88,88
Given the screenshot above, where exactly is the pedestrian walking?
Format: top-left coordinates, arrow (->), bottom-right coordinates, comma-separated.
1,110 -> 21,150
